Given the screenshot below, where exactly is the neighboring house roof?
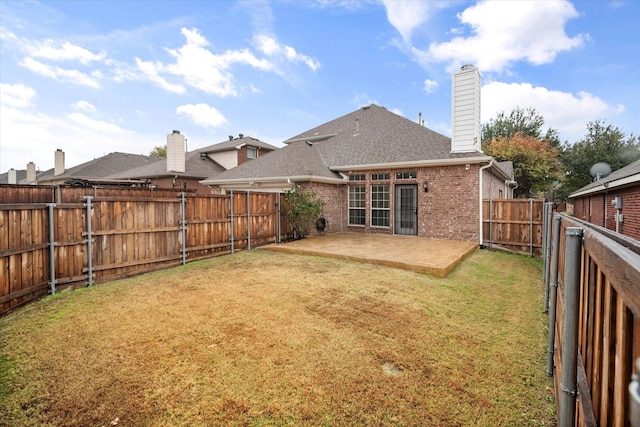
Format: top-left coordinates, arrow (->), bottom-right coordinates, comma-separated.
36,152 -> 162,183
569,159 -> 640,198
107,136 -> 277,180
0,169 -> 27,184
202,104 -> 509,188
200,136 -> 279,154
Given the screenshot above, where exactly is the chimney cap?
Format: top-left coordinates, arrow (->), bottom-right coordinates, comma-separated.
172,130 -> 180,134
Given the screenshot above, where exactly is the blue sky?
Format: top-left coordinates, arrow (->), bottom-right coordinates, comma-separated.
1,0 -> 638,173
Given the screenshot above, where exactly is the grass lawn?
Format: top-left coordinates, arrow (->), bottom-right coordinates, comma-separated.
0,249 -> 555,426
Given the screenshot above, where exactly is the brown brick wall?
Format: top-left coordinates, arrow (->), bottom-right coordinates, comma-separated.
301,164 -> 489,242
237,145 -> 274,166
572,185 -> 640,240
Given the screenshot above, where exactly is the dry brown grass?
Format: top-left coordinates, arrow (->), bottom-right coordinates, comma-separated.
0,249 -> 555,426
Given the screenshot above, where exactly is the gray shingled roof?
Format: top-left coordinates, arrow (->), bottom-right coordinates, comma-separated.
37,152 -> 162,183
200,136 -> 279,154
0,169 -> 27,184
202,104 -> 494,185
107,136 -> 276,180
569,158 -> 640,198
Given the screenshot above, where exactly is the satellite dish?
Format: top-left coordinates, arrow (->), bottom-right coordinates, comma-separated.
590,162 -> 612,181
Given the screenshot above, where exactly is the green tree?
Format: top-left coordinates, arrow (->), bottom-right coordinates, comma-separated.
482,107 -> 561,149
483,132 -> 563,198
282,185 -> 325,239
558,120 -> 640,199
150,145 -> 167,158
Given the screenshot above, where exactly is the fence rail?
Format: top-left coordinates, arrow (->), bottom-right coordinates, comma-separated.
542,204 -> 640,426
1,186 -> 293,314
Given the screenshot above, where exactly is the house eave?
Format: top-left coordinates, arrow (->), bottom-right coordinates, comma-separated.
569,174 -> 640,198
330,157 -> 492,172
200,174 -> 346,188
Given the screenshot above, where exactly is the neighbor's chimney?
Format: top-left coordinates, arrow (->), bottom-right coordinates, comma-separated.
54,149 -> 65,175
26,162 -> 36,183
166,130 -> 186,173
451,64 -> 481,153
8,168 -> 17,184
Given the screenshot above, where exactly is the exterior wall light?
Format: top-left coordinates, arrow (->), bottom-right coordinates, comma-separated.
423,181 -> 428,192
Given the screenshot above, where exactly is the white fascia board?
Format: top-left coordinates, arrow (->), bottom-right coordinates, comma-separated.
331,156 -> 491,172
569,173 -> 640,198
200,175 -> 345,187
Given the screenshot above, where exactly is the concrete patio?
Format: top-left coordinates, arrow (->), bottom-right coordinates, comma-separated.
261,232 -> 478,278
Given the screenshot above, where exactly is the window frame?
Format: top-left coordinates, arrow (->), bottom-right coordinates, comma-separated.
370,184 -> 390,228
348,184 -> 366,226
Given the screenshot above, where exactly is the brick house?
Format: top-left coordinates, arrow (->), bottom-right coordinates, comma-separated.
202,66 -> 515,245
569,159 -> 640,240
108,132 -> 278,194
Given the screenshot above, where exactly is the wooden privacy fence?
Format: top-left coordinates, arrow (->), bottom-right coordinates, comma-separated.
482,198 -> 543,256
1,187 -> 293,314
541,204 -> 640,426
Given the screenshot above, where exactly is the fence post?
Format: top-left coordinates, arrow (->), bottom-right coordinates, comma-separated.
546,214 -> 562,376
530,198 -> 534,257
47,203 -> 56,295
277,192 -> 281,243
489,198 -> 493,250
559,226 -> 583,427
247,191 -> 251,250
84,196 -> 94,286
543,202 -> 554,312
229,190 -> 234,254
180,192 -> 186,265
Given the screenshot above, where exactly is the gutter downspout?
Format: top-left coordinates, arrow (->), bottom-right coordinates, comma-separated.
478,160 -> 493,248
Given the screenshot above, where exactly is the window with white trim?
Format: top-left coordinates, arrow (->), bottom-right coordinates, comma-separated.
247,147 -> 257,159
349,185 -> 366,226
371,184 -> 390,227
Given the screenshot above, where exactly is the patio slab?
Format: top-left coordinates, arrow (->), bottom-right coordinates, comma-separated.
260,232 -> 477,278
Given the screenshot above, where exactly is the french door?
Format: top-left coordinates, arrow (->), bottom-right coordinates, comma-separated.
394,184 -> 418,235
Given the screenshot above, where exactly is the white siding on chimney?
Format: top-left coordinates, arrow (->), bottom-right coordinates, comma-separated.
209,151 -> 238,170
26,162 -> 36,183
54,149 -> 65,176
451,65 -> 481,153
166,131 -> 186,173
8,169 -> 17,184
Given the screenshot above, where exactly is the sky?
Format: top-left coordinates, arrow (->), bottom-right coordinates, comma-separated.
1,0 -> 639,174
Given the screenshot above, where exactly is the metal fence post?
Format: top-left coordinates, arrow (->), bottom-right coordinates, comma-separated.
489,198 -> 493,250
631,358 -> 640,427
180,192 -> 186,265
84,196 -> 94,286
546,214 -> 562,376
560,226 -> 583,427
47,203 -> 56,295
543,202 -> 554,312
229,190 -> 234,254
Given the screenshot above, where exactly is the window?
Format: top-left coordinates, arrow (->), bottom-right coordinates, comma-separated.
371,173 -> 390,181
396,171 -> 416,179
371,184 -> 390,227
247,147 -> 257,159
349,185 -> 366,225
349,174 -> 365,181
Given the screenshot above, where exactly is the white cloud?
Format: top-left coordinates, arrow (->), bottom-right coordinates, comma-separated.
27,40 -> 106,64
20,57 -> 101,88
66,113 -> 128,134
482,81 -> 625,142
134,58 -> 185,94
158,27 -> 273,97
415,0 -> 586,73
73,100 -> 96,112
423,79 -> 438,94
382,0 -> 443,43
351,92 -> 378,108
253,34 -> 321,71
176,103 -> 228,130
0,83 -> 36,108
